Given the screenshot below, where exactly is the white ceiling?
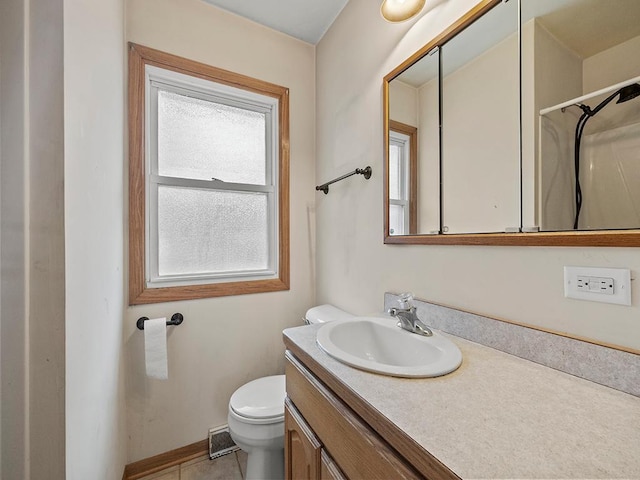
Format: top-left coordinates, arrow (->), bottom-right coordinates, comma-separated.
201,0 -> 350,44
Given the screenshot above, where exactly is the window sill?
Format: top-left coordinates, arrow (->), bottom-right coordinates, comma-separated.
129,277 -> 289,305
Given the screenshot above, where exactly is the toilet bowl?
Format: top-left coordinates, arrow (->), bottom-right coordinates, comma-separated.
228,375 -> 286,480
227,305 -> 353,480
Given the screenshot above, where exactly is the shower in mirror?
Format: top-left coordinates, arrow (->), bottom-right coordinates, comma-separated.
530,0 -> 640,232
571,83 -> 640,229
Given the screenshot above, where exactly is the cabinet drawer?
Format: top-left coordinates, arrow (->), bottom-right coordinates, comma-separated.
286,353 -> 422,480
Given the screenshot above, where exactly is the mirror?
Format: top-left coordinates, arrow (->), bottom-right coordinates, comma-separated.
384,0 -> 640,246
521,0 -> 640,232
388,48 -> 439,235
441,0 -> 519,234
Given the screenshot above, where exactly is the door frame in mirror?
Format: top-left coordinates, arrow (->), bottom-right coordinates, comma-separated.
383,0 -> 640,247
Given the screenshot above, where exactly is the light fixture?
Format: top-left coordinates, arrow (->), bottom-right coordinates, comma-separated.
381,0 -> 426,23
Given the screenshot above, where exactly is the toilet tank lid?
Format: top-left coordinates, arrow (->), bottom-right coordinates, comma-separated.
305,304 -> 354,324
230,375 -> 286,420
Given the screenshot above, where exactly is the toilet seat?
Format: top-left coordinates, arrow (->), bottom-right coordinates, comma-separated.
229,375 -> 285,425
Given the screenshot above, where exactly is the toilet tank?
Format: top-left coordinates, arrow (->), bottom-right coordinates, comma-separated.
304,304 -> 354,325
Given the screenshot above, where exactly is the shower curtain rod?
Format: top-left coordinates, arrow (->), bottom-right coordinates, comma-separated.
540,75 -> 640,116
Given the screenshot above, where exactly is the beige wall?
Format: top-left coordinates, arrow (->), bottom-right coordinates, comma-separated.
64,0 -> 127,477
316,0 -> 640,351
1,0 -> 67,477
1,1 -> 29,475
125,0 -> 316,462
389,80 -> 417,126
2,0 -> 126,477
442,33 -> 520,234
417,78 -> 440,234
29,1 -> 67,477
583,34 -> 640,93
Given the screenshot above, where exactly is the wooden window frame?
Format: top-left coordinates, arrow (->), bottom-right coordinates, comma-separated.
128,43 -> 290,305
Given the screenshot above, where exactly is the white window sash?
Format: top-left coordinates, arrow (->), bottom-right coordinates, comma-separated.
144,65 -> 280,288
389,130 -> 411,232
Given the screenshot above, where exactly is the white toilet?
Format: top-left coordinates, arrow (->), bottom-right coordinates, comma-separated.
227,305 -> 353,480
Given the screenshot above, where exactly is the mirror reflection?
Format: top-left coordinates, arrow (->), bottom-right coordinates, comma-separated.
522,0 -> 640,231
388,49 -> 439,235
386,0 -> 640,239
441,0 -> 519,234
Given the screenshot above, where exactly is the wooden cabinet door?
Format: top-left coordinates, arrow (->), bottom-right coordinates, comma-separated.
285,399 -> 322,480
320,450 -> 348,480
286,355 -> 422,480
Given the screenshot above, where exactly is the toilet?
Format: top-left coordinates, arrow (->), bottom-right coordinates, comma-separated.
227,305 -> 353,480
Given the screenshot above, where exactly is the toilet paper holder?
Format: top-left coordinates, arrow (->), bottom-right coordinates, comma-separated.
137,313 -> 184,330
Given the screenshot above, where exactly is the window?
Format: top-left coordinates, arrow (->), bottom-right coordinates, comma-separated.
388,121 -> 417,235
128,43 -> 289,304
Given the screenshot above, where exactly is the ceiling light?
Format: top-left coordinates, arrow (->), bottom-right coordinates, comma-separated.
380,0 -> 426,22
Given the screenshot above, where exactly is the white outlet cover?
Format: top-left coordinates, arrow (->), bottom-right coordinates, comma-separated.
564,266 -> 631,306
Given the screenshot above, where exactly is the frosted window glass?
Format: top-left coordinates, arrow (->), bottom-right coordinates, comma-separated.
157,186 -> 269,276
389,204 -> 405,236
158,90 -> 267,185
389,145 -> 400,200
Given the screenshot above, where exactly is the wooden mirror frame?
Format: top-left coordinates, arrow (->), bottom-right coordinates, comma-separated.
383,0 -> 640,247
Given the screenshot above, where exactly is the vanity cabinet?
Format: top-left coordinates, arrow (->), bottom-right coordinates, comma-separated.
284,351 -> 435,480
284,398 -> 321,479
284,324 -> 640,479
320,450 -> 347,480
285,399 -> 346,480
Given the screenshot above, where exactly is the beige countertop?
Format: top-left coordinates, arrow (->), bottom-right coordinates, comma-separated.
283,323 -> 640,479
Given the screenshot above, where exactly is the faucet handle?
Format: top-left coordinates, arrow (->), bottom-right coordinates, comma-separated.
397,293 -> 414,309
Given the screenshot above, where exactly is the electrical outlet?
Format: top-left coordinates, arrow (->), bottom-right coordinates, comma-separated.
564,266 -> 631,305
576,275 -> 614,295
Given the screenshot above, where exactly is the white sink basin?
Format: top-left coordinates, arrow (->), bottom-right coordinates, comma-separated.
316,317 -> 462,378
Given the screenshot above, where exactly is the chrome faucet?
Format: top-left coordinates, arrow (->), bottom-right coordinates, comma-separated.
388,293 -> 433,337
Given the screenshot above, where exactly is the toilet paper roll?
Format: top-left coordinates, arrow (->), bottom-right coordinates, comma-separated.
144,317 -> 168,380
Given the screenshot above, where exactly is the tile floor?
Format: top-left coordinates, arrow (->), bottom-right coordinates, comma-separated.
139,450 -> 247,480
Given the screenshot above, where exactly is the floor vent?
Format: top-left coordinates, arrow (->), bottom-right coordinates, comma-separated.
208,426 -> 239,460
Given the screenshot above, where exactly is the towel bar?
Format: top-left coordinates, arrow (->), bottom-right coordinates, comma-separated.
316,166 -> 372,194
